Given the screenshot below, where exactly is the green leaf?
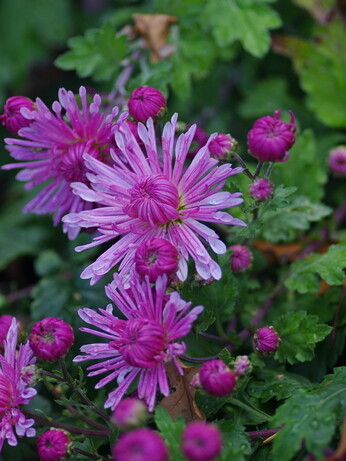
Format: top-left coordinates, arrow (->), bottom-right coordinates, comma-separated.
203,0 -> 281,57
30,277 -> 71,321
274,17 -> 346,127
154,407 -> 185,461
285,244 -> 346,293
217,420 -> 252,461
272,367 -> 346,460
34,250 -> 64,277
273,311 -> 332,364
55,21 -> 129,81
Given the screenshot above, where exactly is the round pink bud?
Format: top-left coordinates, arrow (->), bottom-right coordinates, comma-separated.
229,245 -> 253,273
247,110 -> 296,162
0,315 -> 14,350
134,238 -> 179,282
234,355 -> 251,375
128,86 -> 166,122
208,134 -> 237,160
0,96 -> 35,134
328,146 -> 346,177
249,178 -> 273,202
111,398 -> 148,430
199,359 -> 237,397
254,326 -> 281,355
182,421 -> 223,461
37,429 -> 71,461
113,428 -> 169,461
29,318 -> 74,362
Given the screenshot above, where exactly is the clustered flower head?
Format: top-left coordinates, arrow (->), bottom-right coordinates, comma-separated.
64,114 -> 245,284
128,86 -> 167,122
113,428 -> 168,461
0,96 -> 35,134
249,177 -> 273,202
328,146 -> 346,177
254,326 -> 281,354
182,421 -> 223,461
29,317 -> 74,362
247,110 -> 296,162
229,245 -> 253,273
37,429 -> 71,461
0,318 -> 37,451
74,274 -> 203,411
3,86 -> 124,239
199,359 -> 237,397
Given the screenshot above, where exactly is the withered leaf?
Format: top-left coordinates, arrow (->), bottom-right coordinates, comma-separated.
159,361 -> 204,422
133,13 -> 178,62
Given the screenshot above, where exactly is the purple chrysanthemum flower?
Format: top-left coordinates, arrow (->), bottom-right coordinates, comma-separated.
37,429 -> 71,461
111,397 -> 148,430
328,146 -> 346,177
208,133 -> 237,160
199,359 -> 237,397
0,318 -> 37,451
74,274 -> 203,411
128,86 -> 167,122
182,421 -> 223,461
3,86 -> 124,239
64,114 -> 245,283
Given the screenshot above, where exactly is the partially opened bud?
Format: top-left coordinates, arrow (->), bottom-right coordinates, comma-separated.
247,110 -> 296,162
29,318 -> 74,362
249,178 -> 273,202
182,421 -> 223,461
128,86 -> 166,122
37,429 -> 71,461
229,245 -> 253,273
328,146 -> 346,177
254,326 -> 281,355
0,96 -> 35,134
234,355 -> 251,375
208,133 -> 237,160
111,398 -> 148,430
199,359 -> 237,397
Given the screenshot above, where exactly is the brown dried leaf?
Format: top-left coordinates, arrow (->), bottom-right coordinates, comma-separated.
159,362 -> 205,422
133,13 -> 178,62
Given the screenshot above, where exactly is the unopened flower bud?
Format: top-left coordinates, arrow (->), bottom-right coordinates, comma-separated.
208,133 -> 237,160
111,398 -> 148,431
234,355 -> 251,375
37,429 -> 71,461
229,245 -> 253,273
29,318 -> 74,362
182,421 -> 222,461
128,86 -> 166,122
254,326 -> 281,354
134,238 -> 179,282
0,96 -> 35,134
328,146 -> 346,177
113,428 -> 168,461
199,359 -> 237,397
247,110 -> 296,162
249,178 -> 273,202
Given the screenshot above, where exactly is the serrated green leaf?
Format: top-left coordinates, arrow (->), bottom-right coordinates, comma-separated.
35,250 -> 63,277
272,367 -> 346,460
273,311 -> 332,364
154,407 -> 185,461
30,277 -> 71,321
285,244 -> 346,293
203,0 -> 281,57
55,22 -> 129,82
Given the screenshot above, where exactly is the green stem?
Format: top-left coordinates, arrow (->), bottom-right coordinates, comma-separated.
229,397 -> 273,422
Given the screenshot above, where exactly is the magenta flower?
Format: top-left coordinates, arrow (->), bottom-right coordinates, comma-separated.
0,315 -> 14,351
111,398 -> 148,430
254,326 -> 281,354
134,238 -> 179,282
182,422 -> 222,461
29,318 -> 74,362
208,133 -> 236,160
0,96 -> 35,134
74,274 -> 203,411
247,110 -> 296,162
37,429 -> 71,461
229,245 -> 253,273
128,86 -> 166,122
328,146 -> 346,177
113,428 -> 169,461
64,115 -> 245,284
3,86 -> 124,239
249,177 -> 273,202
199,359 -> 237,397
0,318 -> 37,451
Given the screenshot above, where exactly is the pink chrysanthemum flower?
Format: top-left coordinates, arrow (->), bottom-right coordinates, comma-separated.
111,398 -> 148,430
0,318 -> 37,451
64,114 -> 245,283
328,146 -> 346,177
199,359 -> 237,397
37,429 -> 71,461
254,326 -> 281,355
182,421 -> 223,461
3,86 -> 124,239
74,274 -> 203,411
128,86 -> 167,122
208,133 -> 237,160
113,428 -> 169,461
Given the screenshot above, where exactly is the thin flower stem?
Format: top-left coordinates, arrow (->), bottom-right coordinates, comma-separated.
181,354 -> 219,364
228,397 -> 273,422
198,331 -> 231,345
234,154 -> 255,180
253,162 -> 264,178
23,410 -> 110,437
73,447 -> 110,460
264,162 -> 274,177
